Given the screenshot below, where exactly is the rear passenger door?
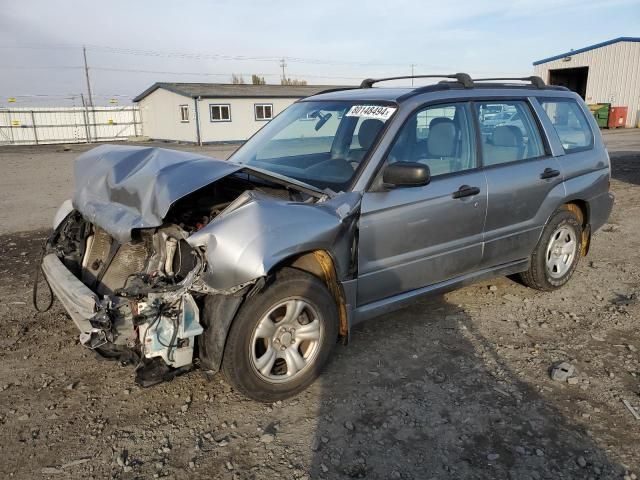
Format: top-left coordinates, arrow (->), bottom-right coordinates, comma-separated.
476,99 -> 564,268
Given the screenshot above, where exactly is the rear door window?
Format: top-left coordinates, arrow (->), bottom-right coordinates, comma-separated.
476,101 -> 545,166
538,98 -> 594,152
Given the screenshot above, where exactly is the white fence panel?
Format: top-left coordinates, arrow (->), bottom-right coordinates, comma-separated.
0,106 -> 141,145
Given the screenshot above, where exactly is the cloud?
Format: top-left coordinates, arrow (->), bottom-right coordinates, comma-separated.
1,0 -> 638,101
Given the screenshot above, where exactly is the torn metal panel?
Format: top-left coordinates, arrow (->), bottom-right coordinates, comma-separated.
187,191 -> 361,290
73,145 -> 242,243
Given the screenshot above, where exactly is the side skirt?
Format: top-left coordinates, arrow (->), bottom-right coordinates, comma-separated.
351,259 -> 529,326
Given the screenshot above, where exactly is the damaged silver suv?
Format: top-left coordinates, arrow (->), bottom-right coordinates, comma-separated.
41,74 -> 614,402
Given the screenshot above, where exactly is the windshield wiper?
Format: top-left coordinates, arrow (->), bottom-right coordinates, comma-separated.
238,165 -> 331,198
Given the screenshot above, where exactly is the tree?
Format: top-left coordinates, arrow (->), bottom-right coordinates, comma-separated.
251,74 -> 266,85
280,78 -> 307,86
231,74 -> 245,84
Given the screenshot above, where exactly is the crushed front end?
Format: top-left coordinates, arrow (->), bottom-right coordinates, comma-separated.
40,145 -> 360,388
43,211 -> 207,386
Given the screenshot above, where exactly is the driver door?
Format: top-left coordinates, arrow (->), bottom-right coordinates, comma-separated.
357,102 -> 487,305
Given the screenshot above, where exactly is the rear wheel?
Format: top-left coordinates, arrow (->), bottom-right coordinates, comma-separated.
519,208 -> 582,291
222,268 -> 339,402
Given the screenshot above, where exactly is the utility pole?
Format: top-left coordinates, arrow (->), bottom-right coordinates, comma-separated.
82,46 -> 94,107
80,93 -> 92,143
410,64 -> 416,85
83,46 -> 98,141
279,58 -> 287,83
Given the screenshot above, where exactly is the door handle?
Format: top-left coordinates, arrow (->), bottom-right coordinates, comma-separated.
540,167 -> 560,179
452,185 -> 480,199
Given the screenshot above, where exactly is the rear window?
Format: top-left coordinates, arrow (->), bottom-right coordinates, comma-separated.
539,99 -> 594,153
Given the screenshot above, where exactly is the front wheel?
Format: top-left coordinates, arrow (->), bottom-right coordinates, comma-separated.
221,268 -> 339,402
519,208 -> 583,291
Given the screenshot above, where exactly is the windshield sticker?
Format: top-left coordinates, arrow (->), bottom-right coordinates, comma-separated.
346,105 -> 396,120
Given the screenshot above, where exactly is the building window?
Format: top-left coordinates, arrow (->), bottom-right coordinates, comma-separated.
255,103 -> 273,121
210,104 -> 231,122
179,105 -> 190,122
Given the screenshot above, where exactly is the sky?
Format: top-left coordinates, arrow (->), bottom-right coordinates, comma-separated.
1,0 -> 639,106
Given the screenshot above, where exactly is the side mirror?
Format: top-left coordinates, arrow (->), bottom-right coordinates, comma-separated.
382,162 -> 430,188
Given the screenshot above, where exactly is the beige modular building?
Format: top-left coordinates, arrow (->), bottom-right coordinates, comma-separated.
533,37 -> 640,128
133,83 -> 338,144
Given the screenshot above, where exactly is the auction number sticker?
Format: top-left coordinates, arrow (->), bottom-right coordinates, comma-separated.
346,105 -> 396,120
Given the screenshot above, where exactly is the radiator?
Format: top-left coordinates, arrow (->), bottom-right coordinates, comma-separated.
82,227 -> 149,295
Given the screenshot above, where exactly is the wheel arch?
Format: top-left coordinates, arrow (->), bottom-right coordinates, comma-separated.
199,249 -> 351,375
274,249 -> 350,341
562,200 -> 591,256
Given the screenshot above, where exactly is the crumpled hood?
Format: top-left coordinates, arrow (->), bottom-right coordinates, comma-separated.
73,145 -> 242,243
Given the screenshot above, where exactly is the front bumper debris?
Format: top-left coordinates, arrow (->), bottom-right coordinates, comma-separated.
41,253 -> 98,332
42,248 -> 204,387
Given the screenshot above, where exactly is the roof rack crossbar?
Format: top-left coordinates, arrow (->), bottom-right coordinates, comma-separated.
472,76 -> 546,88
360,73 -> 474,89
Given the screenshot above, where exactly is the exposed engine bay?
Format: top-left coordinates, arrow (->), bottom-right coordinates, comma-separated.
45,172 -> 319,386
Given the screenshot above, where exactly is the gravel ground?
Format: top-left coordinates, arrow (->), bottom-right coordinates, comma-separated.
0,130 -> 639,479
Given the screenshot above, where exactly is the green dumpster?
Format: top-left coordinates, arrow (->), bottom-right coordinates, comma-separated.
588,103 -> 610,129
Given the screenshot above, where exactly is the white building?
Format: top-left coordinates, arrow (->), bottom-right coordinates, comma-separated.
533,37 -> 640,127
133,83 -> 338,143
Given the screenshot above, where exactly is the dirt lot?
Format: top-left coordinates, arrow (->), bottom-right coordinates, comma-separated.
0,131 -> 639,479
0,141 -> 239,235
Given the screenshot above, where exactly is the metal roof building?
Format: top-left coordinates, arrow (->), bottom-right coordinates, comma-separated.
133,83 -> 338,144
533,37 -> 640,127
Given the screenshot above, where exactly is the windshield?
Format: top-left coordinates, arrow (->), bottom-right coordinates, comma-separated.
229,101 -> 396,191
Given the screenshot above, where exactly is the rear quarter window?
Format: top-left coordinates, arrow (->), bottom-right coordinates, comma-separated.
539,99 -> 594,153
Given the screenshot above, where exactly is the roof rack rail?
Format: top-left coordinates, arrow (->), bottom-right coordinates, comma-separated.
472,76 -> 546,88
360,73 -> 474,89
313,86 -> 360,96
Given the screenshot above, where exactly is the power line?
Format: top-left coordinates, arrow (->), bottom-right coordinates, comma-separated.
91,66 -> 362,80
0,43 -> 530,75
3,65 -> 83,70
2,64 -> 364,80
0,43 -> 422,69
91,66 -> 280,77
7,93 -> 134,98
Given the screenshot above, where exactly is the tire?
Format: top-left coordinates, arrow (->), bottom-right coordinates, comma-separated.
221,268 -> 339,402
519,208 -> 583,291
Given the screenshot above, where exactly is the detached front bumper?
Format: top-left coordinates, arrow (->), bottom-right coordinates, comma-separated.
41,253 -> 98,332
